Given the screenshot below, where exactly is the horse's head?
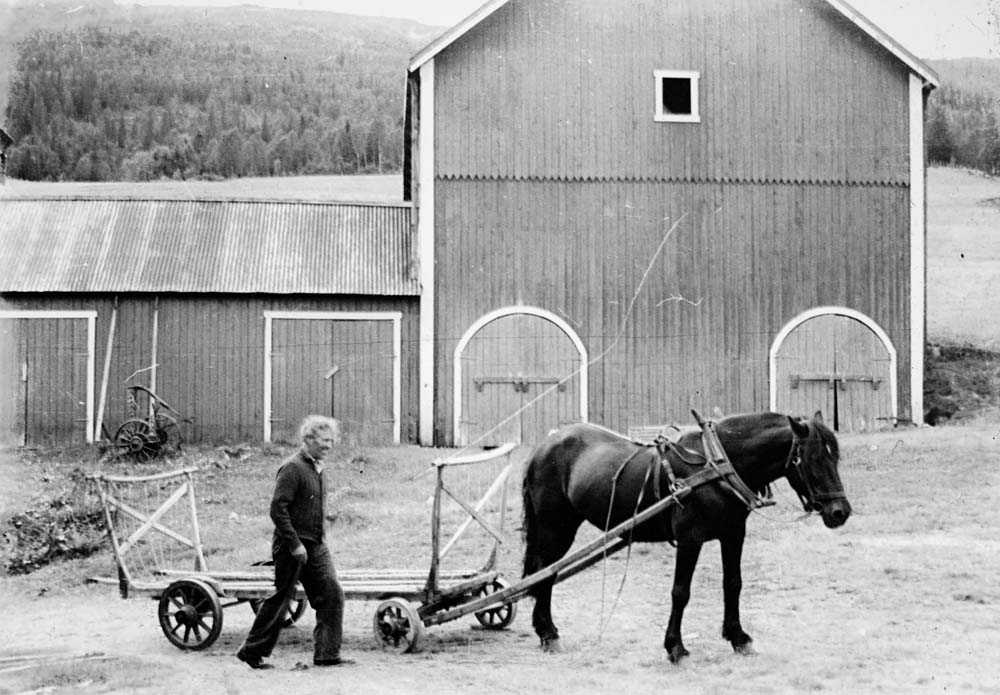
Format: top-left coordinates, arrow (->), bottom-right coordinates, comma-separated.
786,412 -> 851,528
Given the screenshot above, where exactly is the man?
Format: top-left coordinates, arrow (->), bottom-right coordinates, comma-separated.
236,415 -> 354,669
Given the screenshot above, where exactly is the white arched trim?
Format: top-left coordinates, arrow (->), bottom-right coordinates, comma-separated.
768,306 -> 898,420
453,306 -> 588,445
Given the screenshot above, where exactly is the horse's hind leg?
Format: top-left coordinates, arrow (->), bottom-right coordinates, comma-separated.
720,532 -> 755,655
523,495 -> 582,651
663,541 -> 702,663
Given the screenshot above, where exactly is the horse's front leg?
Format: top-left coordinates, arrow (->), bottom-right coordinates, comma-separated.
663,541 -> 702,663
720,532 -> 755,655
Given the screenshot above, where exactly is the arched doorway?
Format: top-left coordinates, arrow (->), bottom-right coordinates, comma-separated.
454,307 -> 587,447
770,308 -> 897,432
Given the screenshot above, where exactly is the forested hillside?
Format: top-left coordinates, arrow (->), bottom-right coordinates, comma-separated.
3,4 -> 1000,183
1,0 -> 439,181
926,59 -> 1000,175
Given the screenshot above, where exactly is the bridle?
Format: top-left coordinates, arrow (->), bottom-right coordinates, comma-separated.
784,430 -> 847,513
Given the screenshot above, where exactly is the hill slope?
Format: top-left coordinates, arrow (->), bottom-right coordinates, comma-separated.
1,0 -> 442,180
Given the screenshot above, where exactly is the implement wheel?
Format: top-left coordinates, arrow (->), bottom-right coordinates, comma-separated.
373,598 -> 423,653
114,419 -> 161,462
474,577 -> 517,630
249,597 -> 308,628
157,578 -> 223,650
154,413 -> 184,456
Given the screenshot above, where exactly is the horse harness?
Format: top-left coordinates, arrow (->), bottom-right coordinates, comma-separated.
651,418 -> 776,512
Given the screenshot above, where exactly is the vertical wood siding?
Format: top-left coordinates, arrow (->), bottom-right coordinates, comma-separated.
426,0 -> 917,442
434,0 -> 910,184
433,179 -> 910,441
0,316 -> 90,446
1,294 -> 419,445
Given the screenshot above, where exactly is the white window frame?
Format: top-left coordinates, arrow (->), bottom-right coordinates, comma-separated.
654,69 -> 700,123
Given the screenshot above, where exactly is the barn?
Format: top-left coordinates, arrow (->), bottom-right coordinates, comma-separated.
0,197 -> 419,448
404,0 -> 940,446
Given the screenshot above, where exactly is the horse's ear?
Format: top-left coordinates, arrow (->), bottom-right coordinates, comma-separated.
813,410 -> 825,424
788,416 -> 810,438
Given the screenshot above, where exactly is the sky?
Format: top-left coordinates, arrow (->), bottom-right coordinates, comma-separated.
108,0 -> 1000,60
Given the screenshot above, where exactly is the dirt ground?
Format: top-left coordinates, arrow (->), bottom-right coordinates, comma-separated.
2,424 -> 999,695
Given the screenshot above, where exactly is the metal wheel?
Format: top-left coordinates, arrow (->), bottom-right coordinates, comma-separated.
373,597 -> 423,653
249,597 -> 308,628
154,413 -> 184,456
474,577 -> 517,630
157,578 -> 223,650
113,419 -> 161,462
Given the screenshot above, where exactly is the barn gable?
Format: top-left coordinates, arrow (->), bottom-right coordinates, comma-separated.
406,0 -> 937,445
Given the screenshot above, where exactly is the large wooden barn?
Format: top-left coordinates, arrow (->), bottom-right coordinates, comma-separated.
1,0 -> 939,449
404,0 -> 939,446
0,198 -> 419,447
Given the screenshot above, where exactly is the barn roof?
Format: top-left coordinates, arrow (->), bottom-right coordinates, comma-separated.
408,0 -> 940,88
0,198 -> 418,295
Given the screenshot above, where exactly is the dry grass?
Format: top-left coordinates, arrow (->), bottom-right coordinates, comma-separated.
0,174 -> 405,204
2,423 -> 999,694
927,166 -> 1000,348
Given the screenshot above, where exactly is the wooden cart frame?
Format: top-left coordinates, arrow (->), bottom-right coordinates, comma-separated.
90,411 -> 767,655
88,443 -> 520,653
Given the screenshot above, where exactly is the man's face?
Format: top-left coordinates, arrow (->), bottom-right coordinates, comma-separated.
304,426 -> 338,460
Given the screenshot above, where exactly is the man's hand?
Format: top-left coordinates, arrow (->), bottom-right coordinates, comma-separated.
291,545 -> 308,564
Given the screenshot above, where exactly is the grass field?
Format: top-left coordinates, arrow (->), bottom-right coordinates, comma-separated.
1,425 -> 998,694
927,167 -> 1000,348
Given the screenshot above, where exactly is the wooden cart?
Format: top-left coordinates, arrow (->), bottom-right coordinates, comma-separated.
87,443 -> 520,653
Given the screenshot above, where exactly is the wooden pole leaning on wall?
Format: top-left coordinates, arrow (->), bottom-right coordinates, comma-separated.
149,296 -> 159,418
94,296 -> 119,441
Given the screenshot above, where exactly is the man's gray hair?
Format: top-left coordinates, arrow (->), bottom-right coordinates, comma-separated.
299,414 -> 340,442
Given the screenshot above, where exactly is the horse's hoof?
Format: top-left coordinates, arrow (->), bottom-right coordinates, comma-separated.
733,642 -> 757,657
667,645 -> 689,664
541,637 -> 562,653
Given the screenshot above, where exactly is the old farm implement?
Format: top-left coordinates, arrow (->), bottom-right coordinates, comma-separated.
112,385 -> 187,462
87,443 -> 521,652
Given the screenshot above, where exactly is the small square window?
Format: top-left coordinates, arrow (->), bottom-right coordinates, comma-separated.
654,69 -> 700,123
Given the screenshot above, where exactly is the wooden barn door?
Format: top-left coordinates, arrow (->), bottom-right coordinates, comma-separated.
268,314 -> 397,446
458,313 -> 583,447
0,315 -> 90,447
774,313 -> 893,432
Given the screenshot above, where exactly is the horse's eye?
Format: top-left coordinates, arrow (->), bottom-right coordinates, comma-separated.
824,445 -> 833,457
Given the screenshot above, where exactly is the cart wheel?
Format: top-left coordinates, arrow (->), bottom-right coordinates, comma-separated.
157,578 -> 223,650
249,597 -> 308,628
154,413 -> 184,456
474,577 -> 517,630
373,598 -> 423,653
114,419 -> 161,462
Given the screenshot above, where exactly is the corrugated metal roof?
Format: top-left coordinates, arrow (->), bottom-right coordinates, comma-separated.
0,198 -> 418,295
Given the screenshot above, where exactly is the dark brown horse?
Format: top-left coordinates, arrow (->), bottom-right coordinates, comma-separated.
520,411 -> 851,661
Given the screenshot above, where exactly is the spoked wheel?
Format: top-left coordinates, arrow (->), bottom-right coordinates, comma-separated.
373,597 -> 423,653
154,413 -> 184,456
113,419 -> 162,462
249,597 -> 308,628
157,578 -> 223,650
474,577 -> 517,630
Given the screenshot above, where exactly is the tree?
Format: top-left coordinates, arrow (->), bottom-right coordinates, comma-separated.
925,104 -> 954,165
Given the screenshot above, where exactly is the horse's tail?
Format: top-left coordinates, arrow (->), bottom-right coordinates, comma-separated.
521,447 -> 544,586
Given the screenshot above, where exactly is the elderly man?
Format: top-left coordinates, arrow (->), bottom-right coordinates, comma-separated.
237,415 -> 353,669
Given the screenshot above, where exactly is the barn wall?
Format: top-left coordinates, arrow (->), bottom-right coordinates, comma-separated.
432,180 -> 911,442
433,0 -> 911,184
1,293 -> 420,445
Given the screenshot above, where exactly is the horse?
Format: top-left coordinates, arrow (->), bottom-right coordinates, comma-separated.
520,410 -> 851,662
